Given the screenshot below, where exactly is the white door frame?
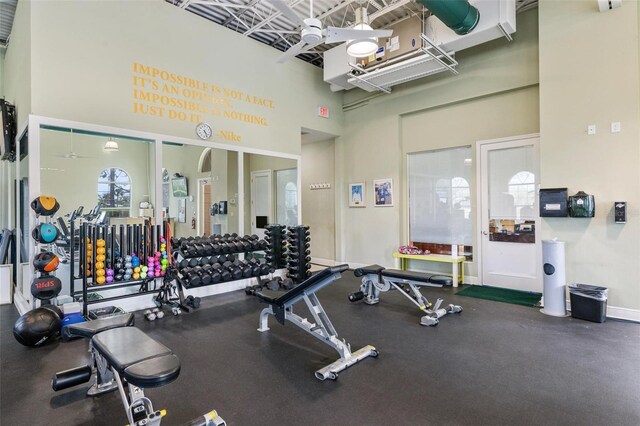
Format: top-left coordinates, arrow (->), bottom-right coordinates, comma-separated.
250,170 -> 272,236
197,177 -> 211,236
476,133 -> 541,290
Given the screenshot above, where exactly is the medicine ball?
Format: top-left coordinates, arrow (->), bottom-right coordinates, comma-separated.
32,223 -> 59,244
31,275 -> 62,300
13,307 -> 61,347
30,196 -> 60,216
33,251 -> 60,273
41,303 -> 63,319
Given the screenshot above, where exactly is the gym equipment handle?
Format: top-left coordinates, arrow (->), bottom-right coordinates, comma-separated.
348,291 -> 365,302
52,365 -> 92,391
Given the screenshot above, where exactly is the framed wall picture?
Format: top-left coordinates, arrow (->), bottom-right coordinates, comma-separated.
374,178 -> 393,207
349,183 -> 365,207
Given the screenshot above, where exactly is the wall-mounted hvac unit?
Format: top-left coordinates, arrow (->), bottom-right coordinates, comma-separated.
323,0 -> 516,93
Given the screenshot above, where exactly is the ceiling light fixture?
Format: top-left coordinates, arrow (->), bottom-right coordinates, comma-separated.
346,6 -> 379,58
104,138 -> 119,152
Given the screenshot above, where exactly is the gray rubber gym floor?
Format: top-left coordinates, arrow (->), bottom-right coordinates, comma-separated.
1,272 -> 639,426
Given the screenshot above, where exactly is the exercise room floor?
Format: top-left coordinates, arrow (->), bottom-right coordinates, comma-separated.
1,272 -> 639,426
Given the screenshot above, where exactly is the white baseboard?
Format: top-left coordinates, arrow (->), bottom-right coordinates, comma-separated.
310,257 -> 338,267
598,304 -> 639,323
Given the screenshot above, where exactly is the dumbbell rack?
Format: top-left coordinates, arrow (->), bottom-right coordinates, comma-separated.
73,221 -> 166,316
172,233 -> 271,292
264,225 -> 287,270
285,225 -> 311,284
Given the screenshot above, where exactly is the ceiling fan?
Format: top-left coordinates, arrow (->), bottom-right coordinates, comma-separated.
267,0 -> 393,63
54,129 -> 94,159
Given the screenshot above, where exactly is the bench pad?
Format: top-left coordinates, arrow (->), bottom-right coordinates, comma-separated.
92,327 -> 180,387
64,313 -> 135,340
382,269 -> 452,286
124,354 -> 181,388
255,264 -> 349,307
354,265 -> 385,278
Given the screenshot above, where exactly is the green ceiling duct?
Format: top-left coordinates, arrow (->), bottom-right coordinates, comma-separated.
418,0 -> 480,35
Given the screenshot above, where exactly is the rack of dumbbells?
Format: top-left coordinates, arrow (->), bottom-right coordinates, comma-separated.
73,221 -> 168,316
285,225 -> 311,285
246,224 -> 294,294
172,233 -> 271,295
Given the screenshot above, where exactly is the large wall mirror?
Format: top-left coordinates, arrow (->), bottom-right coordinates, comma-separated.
35,126 -> 155,300
15,117 -> 300,313
161,142 -> 239,240
243,153 -> 298,239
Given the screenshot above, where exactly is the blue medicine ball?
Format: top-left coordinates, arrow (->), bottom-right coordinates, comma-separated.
32,223 -> 59,243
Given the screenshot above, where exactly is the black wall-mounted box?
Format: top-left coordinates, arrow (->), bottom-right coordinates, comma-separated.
568,191 -> 595,218
540,188 -> 568,217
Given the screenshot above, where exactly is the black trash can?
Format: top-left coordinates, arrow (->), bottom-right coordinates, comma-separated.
568,284 -> 608,323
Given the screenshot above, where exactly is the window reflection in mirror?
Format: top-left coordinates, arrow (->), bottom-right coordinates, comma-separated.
243,153 -> 298,239
161,143 -> 239,240
39,127 -> 154,297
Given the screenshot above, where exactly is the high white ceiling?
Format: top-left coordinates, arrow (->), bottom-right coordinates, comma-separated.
167,0 -> 538,67
0,0 -> 17,47
0,1 -> 538,62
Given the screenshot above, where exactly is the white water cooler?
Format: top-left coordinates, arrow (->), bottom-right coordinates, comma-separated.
541,240 -> 569,317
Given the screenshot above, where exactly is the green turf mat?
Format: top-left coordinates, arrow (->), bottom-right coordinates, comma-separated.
456,285 -> 542,307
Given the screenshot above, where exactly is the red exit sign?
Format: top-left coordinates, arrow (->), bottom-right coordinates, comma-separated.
318,106 -> 329,118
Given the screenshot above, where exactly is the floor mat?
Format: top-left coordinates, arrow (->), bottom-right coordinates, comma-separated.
456,285 -> 542,307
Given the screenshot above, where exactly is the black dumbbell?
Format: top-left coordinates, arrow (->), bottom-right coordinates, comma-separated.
188,258 -> 199,268
235,260 -> 253,278
223,261 -> 243,281
181,267 -> 202,287
179,259 -> 189,269
212,263 -> 232,282
206,265 -> 222,283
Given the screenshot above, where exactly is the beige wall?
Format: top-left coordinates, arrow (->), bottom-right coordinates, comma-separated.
27,0 -> 343,155
0,49 -> 5,98
301,139 -> 336,261
401,86 -> 540,277
3,0 -> 30,126
336,9 -> 540,270
538,1 -> 640,310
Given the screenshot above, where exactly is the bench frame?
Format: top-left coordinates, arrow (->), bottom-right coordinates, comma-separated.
352,266 -> 462,326
52,314 -> 225,426
256,266 -> 378,380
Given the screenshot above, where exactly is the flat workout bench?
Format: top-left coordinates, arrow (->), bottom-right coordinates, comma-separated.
349,265 -> 462,326
52,314 -> 225,426
255,264 -> 378,380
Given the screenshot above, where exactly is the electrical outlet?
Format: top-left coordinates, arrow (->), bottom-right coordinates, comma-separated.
611,122 -> 621,133
587,125 -> 596,135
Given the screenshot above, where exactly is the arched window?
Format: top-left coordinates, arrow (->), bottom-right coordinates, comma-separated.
508,171 -> 535,219
97,168 -> 131,218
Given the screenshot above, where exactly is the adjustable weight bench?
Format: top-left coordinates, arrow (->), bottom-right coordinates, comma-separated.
349,265 -> 462,326
52,313 -> 225,426
254,264 -> 378,380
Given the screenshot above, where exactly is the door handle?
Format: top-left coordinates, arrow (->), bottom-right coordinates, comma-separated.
482,231 -> 489,236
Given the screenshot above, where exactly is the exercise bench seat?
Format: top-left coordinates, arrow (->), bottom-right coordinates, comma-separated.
92,327 -> 181,388
254,264 -> 378,380
381,268 -> 453,286
52,314 -> 225,425
354,264 -> 385,278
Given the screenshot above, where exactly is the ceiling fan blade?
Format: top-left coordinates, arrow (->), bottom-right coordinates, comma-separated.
324,26 -> 393,44
265,0 -> 306,27
276,40 -> 308,63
